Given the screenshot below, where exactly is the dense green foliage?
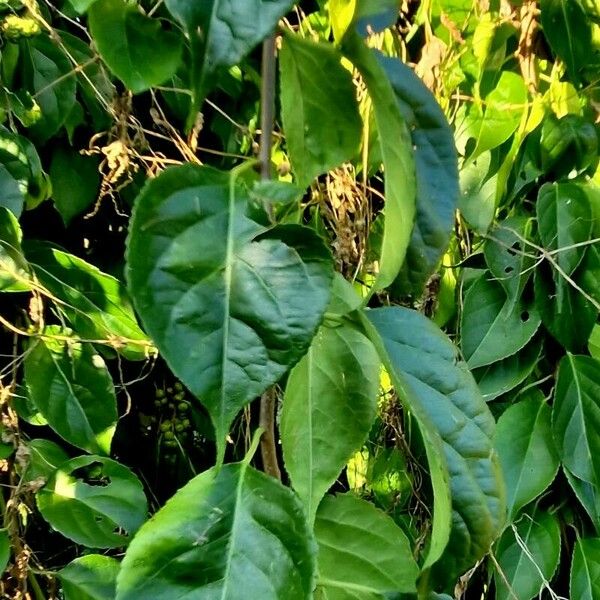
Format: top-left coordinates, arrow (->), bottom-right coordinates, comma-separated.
0,0 -> 599,598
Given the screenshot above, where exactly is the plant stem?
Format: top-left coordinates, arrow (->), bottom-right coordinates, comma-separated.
258,34 -> 281,481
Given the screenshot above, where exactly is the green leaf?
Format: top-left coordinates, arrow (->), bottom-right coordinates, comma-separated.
50,146 -> 100,225
0,206 -> 30,291
458,151 -> 497,233
279,33 -> 362,188
552,354 -> 600,488
88,0 -> 183,94
164,0 -> 295,123
0,164 -> 24,217
537,182 -> 592,278
494,507 -> 561,600
461,274 -> 541,369
126,164 -> 333,462
473,337 -> 542,402
354,0 -> 399,35
59,555 -> 120,600
495,393 -> 559,520
12,384 -> 48,426
281,323 -> 379,523
67,0 -> 100,13
565,468 -> 600,532
24,242 -> 153,361
24,327 -> 117,455
327,273 -> 363,316
589,324 -> 600,360
341,35 -> 416,291
116,462 -> 315,600
330,0 -> 356,40
366,307 -> 505,582
541,0 -> 591,83
571,538 -> 600,600
37,455 -> 147,548
21,36 -> 76,142
377,56 -> 459,297
20,439 -> 69,484
314,494 -> 418,597
0,529 -> 10,575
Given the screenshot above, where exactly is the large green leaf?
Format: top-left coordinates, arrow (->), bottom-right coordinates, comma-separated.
281,323 -> 379,523
494,507 -> 561,600
37,455 -> 147,548
24,242 -> 153,361
20,439 -> 69,484
552,354 -> 600,488
378,56 -> 459,297
341,35 -> 416,292
164,0 -> 295,122
279,33 -> 362,188
571,538 -> 600,600
366,307 -> 505,582
116,461 -> 316,599
461,274 -> 541,369
0,206 -> 30,292
126,164 -> 333,462
59,555 -> 120,600
88,0 -> 182,94
314,494 -> 418,597
495,393 -> 559,520
541,0 -> 591,83
24,327 -> 117,455
537,182 -> 592,279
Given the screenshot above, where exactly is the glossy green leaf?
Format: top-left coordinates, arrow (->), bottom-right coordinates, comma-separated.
21,439 -> 69,484
50,146 -> 100,226
0,529 -> 9,575
89,0 -> 182,94
126,164 -> 333,462
59,555 -> 120,600
473,337 -> 542,402
494,507 -> 561,600
21,37 -> 76,142
24,242 -> 153,361
461,274 -> 541,369
0,206 -> 30,291
281,323 -> 379,523
553,354 -> 600,488
458,151 -> 497,233
164,0 -> 295,121
341,35 -> 416,291
279,33 -> 362,188
589,324 -> 600,360
571,538 -> 600,600
37,455 -> 147,548
366,307 -> 505,582
116,461 -> 315,600
496,393 -> 559,520
378,56 -> 459,297
541,0 -> 591,83
314,494 -> 418,597
24,327 -> 117,455
537,182 -> 592,278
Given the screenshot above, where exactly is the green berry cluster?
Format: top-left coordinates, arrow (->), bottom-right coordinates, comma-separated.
152,382 -> 192,463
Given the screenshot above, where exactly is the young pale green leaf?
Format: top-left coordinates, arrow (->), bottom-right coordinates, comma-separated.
553,354 -> 600,488
126,164 -> 333,463
495,393 -> 559,520
0,529 -> 9,575
59,555 -> 120,600
20,439 -> 69,484
377,56 -> 459,297
314,494 -> 418,597
537,182 -> 592,278
24,328 -> 117,455
88,0 -> 182,94
366,307 -> 505,583
24,242 -> 153,361
50,146 -> 100,226
458,151 -> 497,233
116,462 -> 316,600
281,323 -> 379,523
571,538 -> 600,600
461,275 -> 541,369
341,34 -> 416,292
473,337 -> 542,402
37,455 -> 147,548
541,0 -> 591,83
330,0 -> 356,40
164,0 -> 295,122
279,33 -> 362,188
484,216 -> 536,309
0,206 -> 30,292
494,507 -> 561,600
